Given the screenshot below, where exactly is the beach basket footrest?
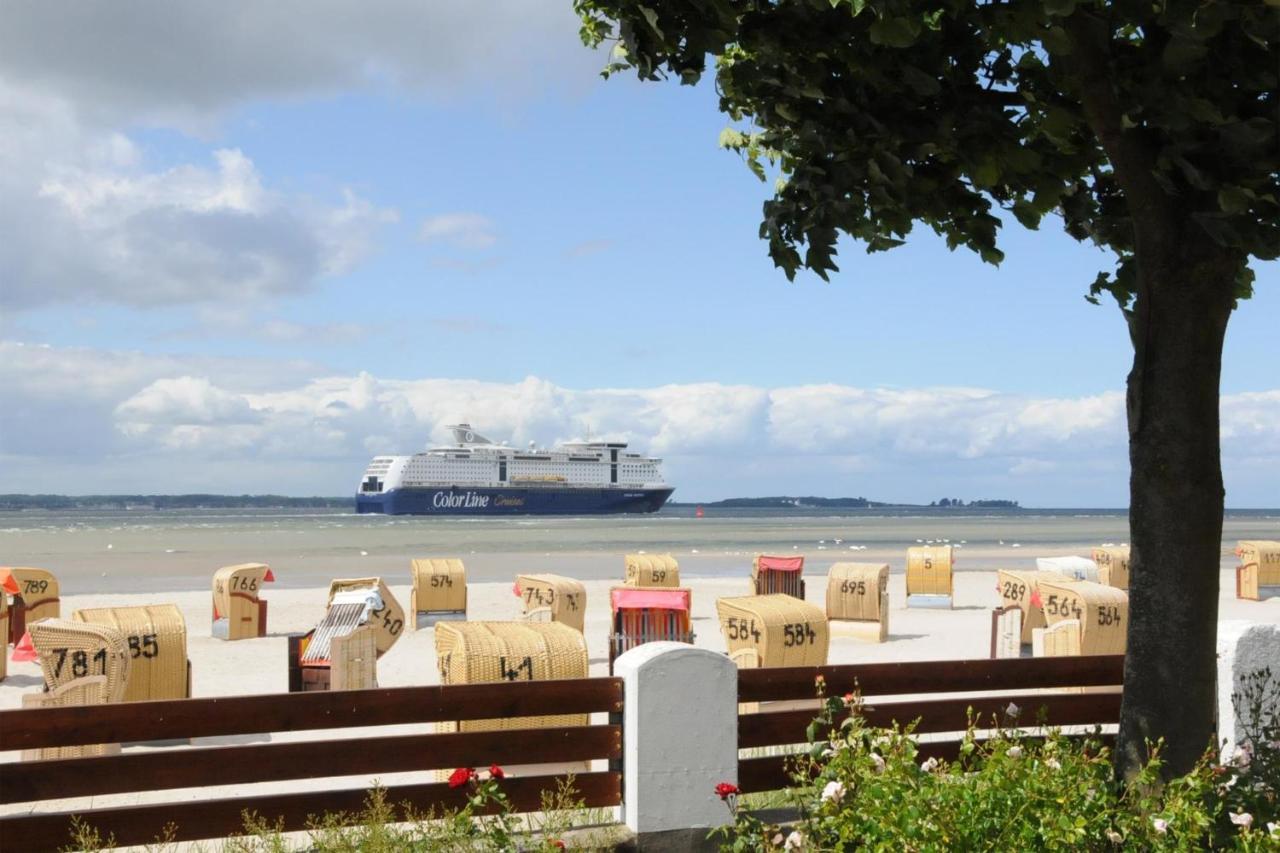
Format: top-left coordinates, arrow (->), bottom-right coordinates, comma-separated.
906,594 -> 953,609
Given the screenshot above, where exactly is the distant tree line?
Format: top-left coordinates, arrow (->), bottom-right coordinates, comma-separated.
930,498 -> 1020,508
0,494 -> 350,510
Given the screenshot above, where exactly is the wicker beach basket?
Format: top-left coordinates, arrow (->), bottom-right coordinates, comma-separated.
608,586 -> 694,668
825,562 -> 889,623
996,569 -> 1060,645
73,604 -> 189,701
1,566 -> 61,643
212,563 -> 273,640
624,554 -> 680,588
329,624 -> 378,690
28,618 -> 132,703
990,606 -> 1024,659
410,558 -> 468,622
327,578 -> 405,656
434,621 -> 589,732
716,594 -> 829,668
1037,579 -> 1128,655
516,574 -> 586,633
751,555 -> 806,597
21,677 -> 123,761
1090,546 -> 1131,590
905,546 -> 953,597
1236,540 -> 1280,600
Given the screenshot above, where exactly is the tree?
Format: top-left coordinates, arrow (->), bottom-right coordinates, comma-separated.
576,0 -> 1278,779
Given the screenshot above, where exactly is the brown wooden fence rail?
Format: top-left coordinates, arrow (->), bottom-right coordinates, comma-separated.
0,677 -> 623,852
737,655 -> 1124,793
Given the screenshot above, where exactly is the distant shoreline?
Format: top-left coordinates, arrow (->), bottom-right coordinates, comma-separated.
1,494 -> 1275,514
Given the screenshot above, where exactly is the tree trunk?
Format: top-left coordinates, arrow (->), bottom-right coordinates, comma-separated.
1116,229 -> 1238,781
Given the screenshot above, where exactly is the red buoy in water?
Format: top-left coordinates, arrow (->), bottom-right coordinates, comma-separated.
695,506 -> 704,518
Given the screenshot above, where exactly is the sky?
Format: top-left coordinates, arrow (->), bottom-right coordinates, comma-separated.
0,2 -> 1276,506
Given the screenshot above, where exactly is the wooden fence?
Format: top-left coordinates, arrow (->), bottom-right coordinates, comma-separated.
737,655 -> 1125,793
0,678 -> 623,852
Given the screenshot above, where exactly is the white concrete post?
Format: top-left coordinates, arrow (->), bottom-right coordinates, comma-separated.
614,642 -> 738,845
1217,621 -> 1280,763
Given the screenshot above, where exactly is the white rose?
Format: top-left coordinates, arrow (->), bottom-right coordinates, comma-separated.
1044,757 -> 1061,770
920,757 -> 939,773
1229,812 -> 1253,830
1152,817 -> 1169,834
1005,702 -> 1020,718
784,830 -> 805,850
1267,822 -> 1279,836
821,780 -> 846,803
1105,829 -> 1122,844
1007,746 -> 1023,759
870,753 -> 886,774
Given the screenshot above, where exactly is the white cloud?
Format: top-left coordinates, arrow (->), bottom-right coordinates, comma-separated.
0,2 -> 599,128
0,118 -> 397,309
419,213 -> 497,250
3,342 -> 1278,503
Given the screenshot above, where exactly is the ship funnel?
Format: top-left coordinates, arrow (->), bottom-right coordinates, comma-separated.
448,424 -> 494,446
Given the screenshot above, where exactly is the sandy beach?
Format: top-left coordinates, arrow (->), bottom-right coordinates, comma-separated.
3,559 -> 1278,837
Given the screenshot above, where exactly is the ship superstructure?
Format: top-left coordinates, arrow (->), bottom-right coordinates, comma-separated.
355,424 -> 674,515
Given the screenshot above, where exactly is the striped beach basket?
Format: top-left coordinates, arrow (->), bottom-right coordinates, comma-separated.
212,563 -> 274,640
73,604 -> 190,701
751,554 -> 806,597
716,594 -> 829,668
608,586 -> 694,670
624,554 -> 680,588
515,574 -> 586,633
1,567 -> 60,644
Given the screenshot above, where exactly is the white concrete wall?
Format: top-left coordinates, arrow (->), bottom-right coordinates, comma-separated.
614,642 -> 738,836
1217,620 -> 1280,762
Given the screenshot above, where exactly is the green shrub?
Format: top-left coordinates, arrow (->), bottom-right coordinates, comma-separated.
713,674 -> 1280,851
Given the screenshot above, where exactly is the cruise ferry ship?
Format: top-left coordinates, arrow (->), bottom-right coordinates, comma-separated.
355,424 -> 675,515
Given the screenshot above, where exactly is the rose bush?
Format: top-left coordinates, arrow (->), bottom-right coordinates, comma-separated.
714,672 -> 1280,851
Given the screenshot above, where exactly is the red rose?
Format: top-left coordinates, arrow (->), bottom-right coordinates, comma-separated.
448,767 -> 476,789
551,842 -> 565,849
714,782 -> 740,800
489,764 -> 505,779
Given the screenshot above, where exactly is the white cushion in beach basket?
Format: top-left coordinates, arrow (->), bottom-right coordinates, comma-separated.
1037,578 -> 1128,656
212,562 -> 274,641
716,594 -> 829,669
73,604 -> 189,702
624,553 -> 680,588
1090,546 -> 1131,590
515,574 -> 586,633
1,566 -> 61,642
410,558 -> 467,623
28,618 -> 132,703
22,676 -> 123,761
1236,540 -> 1280,600
996,569 -> 1061,645
434,621 -> 589,733
905,546 -> 953,597
826,562 -> 889,623
327,577 -> 405,657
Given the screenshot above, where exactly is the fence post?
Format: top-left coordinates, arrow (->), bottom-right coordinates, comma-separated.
614,642 -> 737,851
1216,621 -> 1280,763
